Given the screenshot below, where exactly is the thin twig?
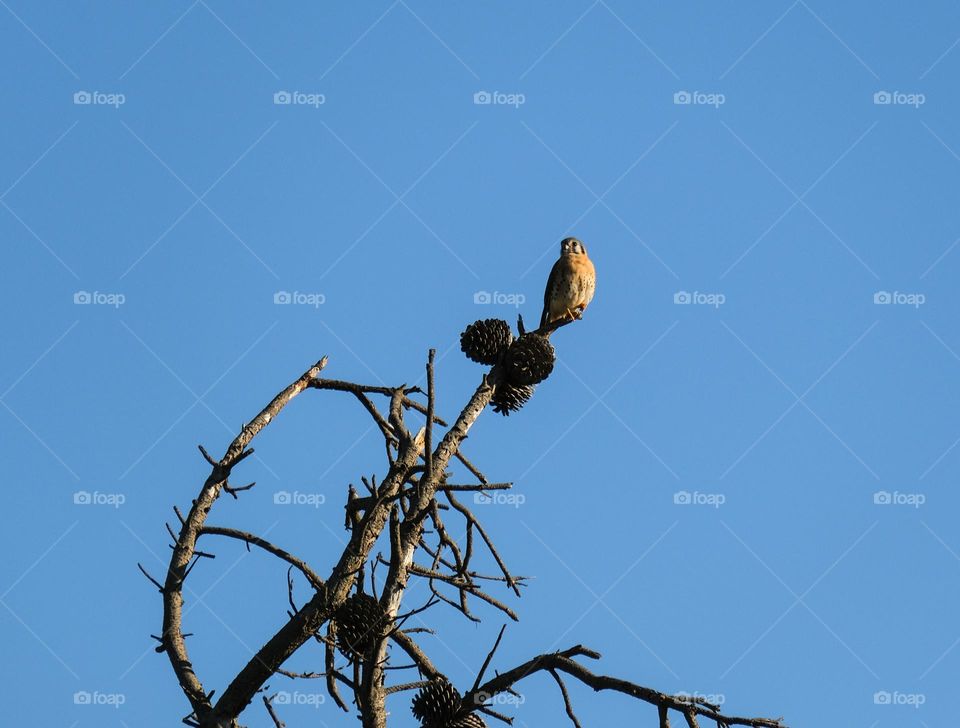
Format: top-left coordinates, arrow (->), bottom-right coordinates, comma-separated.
262,694 -> 285,728
425,348 -> 435,487
548,668 -> 583,728
472,625 -> 507,693
199,526 -> 324,590
138,563 -> 164,592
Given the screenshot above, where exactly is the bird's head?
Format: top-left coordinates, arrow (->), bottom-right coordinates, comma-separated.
561,237 -> 587,256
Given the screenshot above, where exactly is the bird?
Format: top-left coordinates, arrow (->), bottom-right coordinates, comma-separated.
539,237 -> 596,333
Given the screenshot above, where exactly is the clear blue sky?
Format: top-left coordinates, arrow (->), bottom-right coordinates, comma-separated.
2,2 -> 958,726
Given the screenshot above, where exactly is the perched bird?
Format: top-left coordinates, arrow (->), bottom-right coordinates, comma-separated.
539,237 -> 596,332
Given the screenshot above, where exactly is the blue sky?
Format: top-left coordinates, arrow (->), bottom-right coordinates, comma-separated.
1,2 -> 959,726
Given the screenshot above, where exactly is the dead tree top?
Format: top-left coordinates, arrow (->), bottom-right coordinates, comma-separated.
144,315 -> 787,728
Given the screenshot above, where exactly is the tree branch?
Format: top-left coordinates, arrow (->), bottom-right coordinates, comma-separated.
548,668 -> 583,728
199,526 -> 324,590
463,645 -> 785,728
161,357 -> 327,724
209,426 -> 425,724
156,326 -> 786,728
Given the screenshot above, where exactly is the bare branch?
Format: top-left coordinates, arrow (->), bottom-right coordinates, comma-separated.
660,705 -> 671,728
309,377 -> 447,426
425,348 -> 436,486
453,450 -> 489,484
199,526 -> 324,590
439,482 -> 512,492
262,694 -> 285,728
472,624 -> 506,693
161,356 -> 329,723
445,490 -> 520,595
324,621 -> 350,712
385,680 -> 432,695
548,668 -> 583,728
463,645 -> 785,728
138,563 -> 163,592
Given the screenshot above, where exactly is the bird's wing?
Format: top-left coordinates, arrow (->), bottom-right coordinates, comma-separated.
540,257 -> 564,328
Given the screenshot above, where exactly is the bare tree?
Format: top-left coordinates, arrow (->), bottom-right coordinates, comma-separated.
143,315 -> 787,728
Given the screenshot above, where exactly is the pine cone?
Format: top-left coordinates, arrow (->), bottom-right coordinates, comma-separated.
447,714 -> 488,728
333,592 -> 388,660
411,677 -> 461,726
490,381 -> 534,416
504,334 -> 555,385
460,319 -> 513,365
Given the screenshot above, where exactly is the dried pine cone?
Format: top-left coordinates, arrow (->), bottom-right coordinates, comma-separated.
411,677 -> 461,726
504,333 -> 555,385
447,714 -> 488,728
490,381 -> 534,416
460,319 -> 513,365
333,592 -> 388,660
